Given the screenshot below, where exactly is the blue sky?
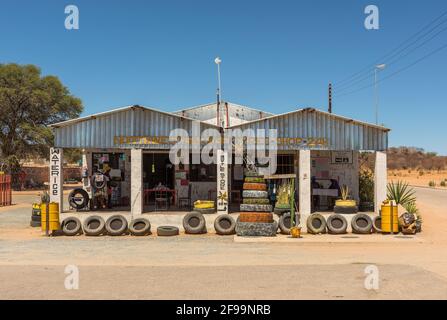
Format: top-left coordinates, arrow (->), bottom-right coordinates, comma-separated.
1,0 -> 446,154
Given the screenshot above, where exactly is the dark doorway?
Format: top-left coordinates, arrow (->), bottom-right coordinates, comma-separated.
143,153 -> 174,190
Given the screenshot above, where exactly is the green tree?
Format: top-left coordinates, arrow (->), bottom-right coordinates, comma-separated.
0,63 -> 82,172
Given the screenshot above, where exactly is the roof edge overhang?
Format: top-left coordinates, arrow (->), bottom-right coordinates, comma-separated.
226,107 -> 391,132
49,104 -> 221,129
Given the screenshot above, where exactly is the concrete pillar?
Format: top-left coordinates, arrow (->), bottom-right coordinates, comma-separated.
352,151 -> 360,203
49,148 -> 64,213
130,148 -> 143,215
374,151 -> 387,214
299,150 -> 311,217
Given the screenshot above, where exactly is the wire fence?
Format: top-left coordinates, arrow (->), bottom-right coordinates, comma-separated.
0,174 -> 12,206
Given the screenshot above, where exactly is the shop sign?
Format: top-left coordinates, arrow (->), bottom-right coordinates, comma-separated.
331,151 -> 353,164
49,148 -> 63,209
216,149 -> 228,213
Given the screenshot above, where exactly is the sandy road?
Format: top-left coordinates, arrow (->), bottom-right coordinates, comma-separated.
0,187 -> 446,299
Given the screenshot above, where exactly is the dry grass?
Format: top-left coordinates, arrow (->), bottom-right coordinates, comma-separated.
388,169 -> 447,188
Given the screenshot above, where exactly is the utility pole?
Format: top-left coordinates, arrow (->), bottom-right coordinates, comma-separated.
328,83 -> 332,113
215,57 -> 222,127
374,64 -> 386,125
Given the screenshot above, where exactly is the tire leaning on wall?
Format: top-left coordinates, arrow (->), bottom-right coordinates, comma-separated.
372,216 -> 382,233
68,188 -> 90,210
214,214 -> 236,235
61,217 -> 82,236
307,214 -> 327,234
129,218 -> 151,236
351,213 -> 373,234
278,212 -> 292,235
105,215 -> 128,236
183,212 -> 206,234
83,215 -> 106,236
326,214 -> 348,234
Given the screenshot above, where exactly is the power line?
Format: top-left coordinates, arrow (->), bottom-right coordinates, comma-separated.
335,23 -> 447,94
334,41 -> 447,99
333,9 -> 447,88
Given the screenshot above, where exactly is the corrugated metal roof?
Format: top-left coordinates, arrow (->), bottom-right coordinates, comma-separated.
174,101 -> 274,123
226,108 -> 389,151
52,105 -> 218,149
51,103 -> 389,151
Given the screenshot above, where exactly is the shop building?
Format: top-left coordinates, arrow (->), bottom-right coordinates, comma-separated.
50,102 -> 389,216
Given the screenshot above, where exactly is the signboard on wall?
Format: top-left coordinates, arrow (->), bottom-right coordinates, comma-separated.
331,151 -> 353,164
216,149 -> 228,213
49,148 -> 63,212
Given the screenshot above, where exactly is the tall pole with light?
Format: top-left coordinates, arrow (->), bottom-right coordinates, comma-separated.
215,57 -> 222,127
374,64 -> 386,125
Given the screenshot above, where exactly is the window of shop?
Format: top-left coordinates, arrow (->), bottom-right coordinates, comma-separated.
92,152 -> 126,180
189,154 -> 216,182
276,154 -> 294,174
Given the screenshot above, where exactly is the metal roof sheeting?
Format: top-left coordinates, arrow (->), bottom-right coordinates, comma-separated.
227,108 -> 388,151
53,106 -> 217,149
52,104 -> 389,151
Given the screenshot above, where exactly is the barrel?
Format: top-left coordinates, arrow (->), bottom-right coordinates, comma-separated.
381,200 -> 398,233
32,203 -> 41,216
40,202 -> 60,232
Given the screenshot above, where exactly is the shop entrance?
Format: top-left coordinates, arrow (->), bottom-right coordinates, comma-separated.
143,153 -> 175,208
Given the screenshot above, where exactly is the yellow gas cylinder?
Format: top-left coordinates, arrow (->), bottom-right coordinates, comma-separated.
40,202 -> 60,232
381,200 -> 398,233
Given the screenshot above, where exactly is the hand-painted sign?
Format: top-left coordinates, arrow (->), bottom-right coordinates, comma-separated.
49,148 -> 63,212
216,149 -> 228,213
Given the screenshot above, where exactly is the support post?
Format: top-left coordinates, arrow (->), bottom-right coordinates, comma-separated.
131,148 -> 143,215
299,150 -> 311,216
374,151 -> 387,214
49,147 -> 63,213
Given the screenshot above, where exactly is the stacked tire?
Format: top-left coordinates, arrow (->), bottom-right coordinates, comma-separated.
30,203 -> 41,227
237,172 -> 276,237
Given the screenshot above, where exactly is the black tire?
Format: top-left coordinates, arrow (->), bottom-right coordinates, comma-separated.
105,215 -> 128,236
129,218 -> 151,236
183,212 -> 206,234
327,214 -> 348,234
307,214 -> 327,234
274,207 -> 290,215
30,220 -> 41,227
83,215 -> 106,236
157,226 -> 179,236
193,208 -> 216,215
279,212 -> 292,235
61,217 -> 82,236
351,213 -> 373,234
334,205 -> 358,214
69,188 -> 90,210
31,215 -> 41,222
372,216 -> 382,233
214,214 -> 236,235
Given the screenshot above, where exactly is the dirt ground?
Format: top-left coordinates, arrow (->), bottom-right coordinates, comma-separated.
0,187 -> 447,299
389,169 -> 447,189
